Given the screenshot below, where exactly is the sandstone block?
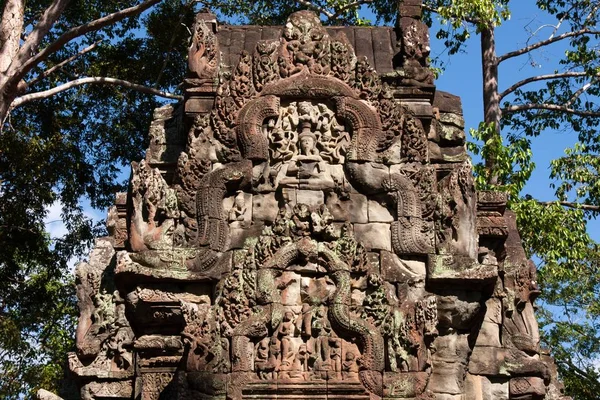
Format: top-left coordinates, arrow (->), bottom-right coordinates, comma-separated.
296,189 -> 325,208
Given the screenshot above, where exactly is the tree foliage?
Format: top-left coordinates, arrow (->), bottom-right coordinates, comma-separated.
0,0 -> 197,397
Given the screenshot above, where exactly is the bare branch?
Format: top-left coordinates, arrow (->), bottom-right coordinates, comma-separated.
538,201 -> 600,212
502,103 -> 600,117
11,0 -> 163,85
10,77 -> 182,109
498,28 -> 600,63
584,3 -> 600,26
565,79 -> 597,107
499,71 -> 590,100
27,41 -> 101,87
15,0 -> 71,66
330,0 -> 373,21
548,4 -> 574,39
297,0 -> 333,19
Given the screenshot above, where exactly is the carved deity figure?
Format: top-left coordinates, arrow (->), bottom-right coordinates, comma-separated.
342,350 -> 359,380
255,337 -> 273,379
280,11 -> 330,76
228,191 -> 247,222
311,306 -> 333,372
93,289 -> 116,330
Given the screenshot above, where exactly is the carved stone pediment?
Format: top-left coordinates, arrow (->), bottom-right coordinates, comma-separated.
64,9 -> 570,400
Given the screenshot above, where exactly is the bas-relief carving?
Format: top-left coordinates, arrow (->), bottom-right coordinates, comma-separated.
67,9 -> 570,400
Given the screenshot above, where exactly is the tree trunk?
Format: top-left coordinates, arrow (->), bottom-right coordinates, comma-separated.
480,25 -> 501,185
0,0 -> 24,73
0,0 -> 25,124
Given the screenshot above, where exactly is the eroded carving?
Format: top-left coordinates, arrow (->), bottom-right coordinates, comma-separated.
188,13 -> 218,81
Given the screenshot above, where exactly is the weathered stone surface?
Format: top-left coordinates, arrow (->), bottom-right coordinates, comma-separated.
326,192 -> 368,223
380,250 -> 425,283
63,9 -> 567,400
433,90 -> 463,114
368,199 -> 394,222
439,112 -> 465,128
437,122 -> 465,144
296,189 -> 325,207
428,141 -> 467,163
465,374 -> 509,400
252,193 -> 279,222
354,223 -> 392,251
428,254 -> 497,283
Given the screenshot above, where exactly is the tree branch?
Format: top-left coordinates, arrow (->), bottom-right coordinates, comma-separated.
330,0 -> 373,21
10,77 -> 182,109
27,41 -> 101,87
538,201 -> 600,212
10,0 -> 163,85
565,78 -> 597,107
15,0 -> 71,67
421,3 -> 481,24
499,71 -> 590,100
498,28 -> 600,63
296,0 -> 333,19
502,103 -> 600,117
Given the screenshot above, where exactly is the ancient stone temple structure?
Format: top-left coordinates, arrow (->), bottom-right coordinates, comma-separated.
64,3 -> 571,400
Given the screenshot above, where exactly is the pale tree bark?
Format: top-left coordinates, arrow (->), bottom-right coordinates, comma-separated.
0,0 -> 24,74
0,0 -> 169,126
0,0 -> 25,122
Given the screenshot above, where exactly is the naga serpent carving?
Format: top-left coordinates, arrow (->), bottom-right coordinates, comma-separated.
189,160 -> 253,272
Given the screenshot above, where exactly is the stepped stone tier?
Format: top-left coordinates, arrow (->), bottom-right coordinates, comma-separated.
63,4 -> 571,400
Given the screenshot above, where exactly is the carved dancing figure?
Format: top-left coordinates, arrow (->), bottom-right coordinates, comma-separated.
330,338 -> 342,378
93,289 -> 115,330
277,311 -> 300,368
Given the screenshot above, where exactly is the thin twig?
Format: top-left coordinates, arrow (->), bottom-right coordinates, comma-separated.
538,201 -> 600,212
565,79 -> 597,107
297,0 -> 333,19
330,0 -> 373,22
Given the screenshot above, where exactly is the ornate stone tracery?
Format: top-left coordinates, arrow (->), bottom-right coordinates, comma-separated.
62,7 -> 570,400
